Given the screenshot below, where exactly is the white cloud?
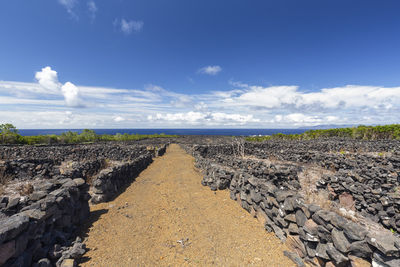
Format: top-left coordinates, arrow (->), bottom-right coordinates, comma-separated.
227,84 -> 400,111
116,19 -> 144,35
87,1 -> 97,21
59,111 -> 74,124
194,102 -> 208,111
58,0 -> 78,19
113,116 -> 125,122
225,85 -> 299,108
272,113 -> 341,126
33,66 -> 85,107
61,82 -> 84,107
35,66 -> 60,93
148,111 -> 259,126
2,67 -> 400,128
198,65 -> 222,75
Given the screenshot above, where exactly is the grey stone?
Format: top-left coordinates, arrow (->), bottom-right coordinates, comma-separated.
319,210 -> 334,222
276,216 -> 288,228
0,214 -> 29,243
288,223 -> 299,234
330,214 -> 348,229
315,243 -> 330,260
284,214 -> 296,223
343,222 -> 367,241
348,240 -> 373,258
367,231 -> 399,257
317,225 -> 333,243
271,223 -> 286,243
326,243 -> 349,265
20,209 -> 46,221
30,191 -> 47,202
305,242 -> 317,258
6,197 -> 20,209
283,197 -> 294,212
373,251 -> 400,267
332,228 -> 350,253
295,209 -> 307,227
299,228 -> 319,242
303,219 -> 318,235
250,190 -> 262,203
312,210 -> 327,226
64,242 -> 86,259
276,190 -> 294,203
283,250 -> 306,267
307,204 -> 321,215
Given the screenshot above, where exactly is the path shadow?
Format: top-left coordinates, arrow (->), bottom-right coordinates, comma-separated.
77,208 -> 109,265
104,161 -> 153,203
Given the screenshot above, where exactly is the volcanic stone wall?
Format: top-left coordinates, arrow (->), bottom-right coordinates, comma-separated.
0,143 -> 168,266
90,154 -> 153,203
0,178 -> 89,266
187,141 -> 400,267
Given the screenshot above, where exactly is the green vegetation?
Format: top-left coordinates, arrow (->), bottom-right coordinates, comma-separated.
246,124 -> 400,142
0,124 -> 178,145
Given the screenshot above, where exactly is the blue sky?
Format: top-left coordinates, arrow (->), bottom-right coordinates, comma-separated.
0,0 -> 399,128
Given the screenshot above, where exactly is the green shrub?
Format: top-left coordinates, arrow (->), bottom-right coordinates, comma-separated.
246,124 -> 400,142
0,124 -> 179,145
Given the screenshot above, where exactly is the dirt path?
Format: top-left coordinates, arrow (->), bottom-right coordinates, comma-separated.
81,144 -> 292,266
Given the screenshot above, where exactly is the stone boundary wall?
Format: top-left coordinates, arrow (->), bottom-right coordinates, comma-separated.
90,154 -> 153,204
186,144 -> 400,267
0,144 -> 168,266
90,144 -> 167,203
192,142 -> 400,234
0,144 -> 151,162
0,178 -> 89,266
316,169 -> 400,234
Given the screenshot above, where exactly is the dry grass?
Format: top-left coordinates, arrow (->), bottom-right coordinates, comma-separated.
17,183 -> 34,196
298,167 -> 334,210
0,163 -> 11,196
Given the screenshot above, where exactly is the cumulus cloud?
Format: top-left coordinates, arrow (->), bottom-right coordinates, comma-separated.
33,66 -> 85,107
61,82 -> 84,107
113,116 -> 125,122
35,67 -> 60,93
87,0 -> 97,21
198,65 -> 222,75
115,18 -> 144,35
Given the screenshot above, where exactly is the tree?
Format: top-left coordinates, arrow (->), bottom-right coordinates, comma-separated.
80,129 -> 97,142
0,123 -> 20,144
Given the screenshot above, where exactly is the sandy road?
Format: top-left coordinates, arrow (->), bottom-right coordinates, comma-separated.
80,144 -> 292,266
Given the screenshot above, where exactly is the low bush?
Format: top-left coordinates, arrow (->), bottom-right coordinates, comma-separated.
0,124 -> 178,145
246,124 -> 400,142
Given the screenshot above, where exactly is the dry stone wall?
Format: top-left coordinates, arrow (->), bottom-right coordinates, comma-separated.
0,143 -> 168,266
0,178 -> 89,266
186,140 -> 400,267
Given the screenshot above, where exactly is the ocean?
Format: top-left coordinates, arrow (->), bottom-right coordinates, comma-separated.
18,129 -> 308,136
